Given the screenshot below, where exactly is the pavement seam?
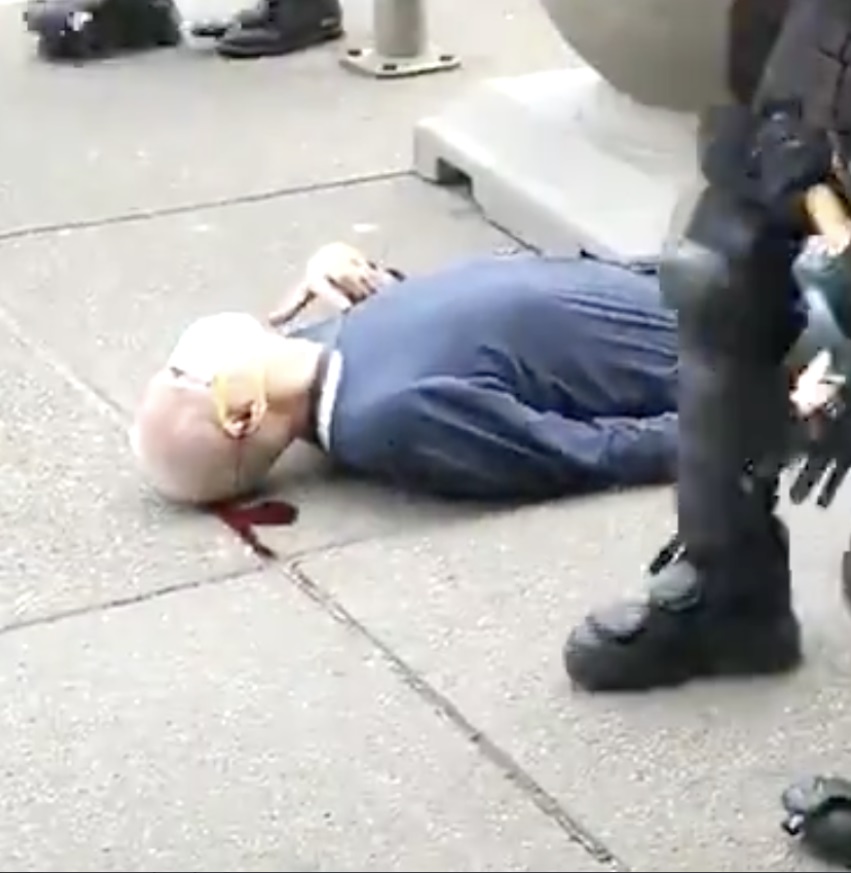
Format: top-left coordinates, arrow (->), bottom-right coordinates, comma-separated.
0,294 -> 129,426
0,564 -> 262,638
287,560 -> 631,872
0,169 -> 410,244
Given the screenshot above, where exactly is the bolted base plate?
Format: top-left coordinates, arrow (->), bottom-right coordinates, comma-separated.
340,44 -> 461,79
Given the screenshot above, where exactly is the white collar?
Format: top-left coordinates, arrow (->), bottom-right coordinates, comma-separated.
316,350 -> 343,452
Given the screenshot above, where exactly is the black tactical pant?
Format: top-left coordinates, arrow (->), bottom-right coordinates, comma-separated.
669,0 -> 851,597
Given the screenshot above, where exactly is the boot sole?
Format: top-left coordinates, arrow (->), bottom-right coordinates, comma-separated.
216,24 -> 343,58
564,613 -> 803,693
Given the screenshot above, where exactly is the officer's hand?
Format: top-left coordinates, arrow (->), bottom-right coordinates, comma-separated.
789,350 -> 851,507
701,101 -> 833,223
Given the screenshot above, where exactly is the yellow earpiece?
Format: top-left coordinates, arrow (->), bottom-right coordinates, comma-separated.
212,363 -> 269,439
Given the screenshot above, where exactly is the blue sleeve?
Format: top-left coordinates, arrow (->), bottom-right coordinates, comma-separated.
393,377 -> 677,500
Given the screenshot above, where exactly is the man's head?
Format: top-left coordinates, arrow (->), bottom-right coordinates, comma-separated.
131,312 -> 317,506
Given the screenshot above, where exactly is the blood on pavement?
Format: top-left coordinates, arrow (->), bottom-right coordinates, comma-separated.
211,499 -> 298,559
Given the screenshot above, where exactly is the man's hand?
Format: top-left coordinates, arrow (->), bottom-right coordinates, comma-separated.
268,242 -> 392,325
304,242 -> 388,306
700,100 -> 832,225
788,350 -> 851,507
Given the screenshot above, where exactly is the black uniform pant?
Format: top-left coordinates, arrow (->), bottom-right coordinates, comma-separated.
661,0 -> 851,604
662,188 -> 803,583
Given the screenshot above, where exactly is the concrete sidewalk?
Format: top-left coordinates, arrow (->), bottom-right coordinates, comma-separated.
1,1 -> 849,871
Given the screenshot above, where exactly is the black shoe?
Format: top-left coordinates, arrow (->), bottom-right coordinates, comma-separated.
209,0 -> 342,58
563,533 -> 802,692
216,15 -> 342,58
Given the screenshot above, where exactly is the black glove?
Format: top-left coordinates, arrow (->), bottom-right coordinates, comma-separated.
700,100 -> 833,225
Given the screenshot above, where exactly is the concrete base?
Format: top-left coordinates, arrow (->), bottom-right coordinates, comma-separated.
413,66 -> 701,261
340,43 -> 461,79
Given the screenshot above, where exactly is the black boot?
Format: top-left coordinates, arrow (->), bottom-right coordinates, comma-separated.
194,0 -> 342,58
564,354 -> 802,692
564,523 -> 801,691
563,189 -> 805,692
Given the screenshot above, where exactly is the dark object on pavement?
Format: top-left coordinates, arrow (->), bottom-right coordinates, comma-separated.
782,775 -> 851,868
23,0 -> 181,61
191,0 -> 342,59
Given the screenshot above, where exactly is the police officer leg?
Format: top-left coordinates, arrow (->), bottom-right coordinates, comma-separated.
563,185 -> 804,691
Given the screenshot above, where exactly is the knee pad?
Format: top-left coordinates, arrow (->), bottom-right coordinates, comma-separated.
660,184 -> 802,358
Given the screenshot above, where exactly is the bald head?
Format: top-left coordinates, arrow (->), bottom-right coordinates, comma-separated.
130,313 -> 292,506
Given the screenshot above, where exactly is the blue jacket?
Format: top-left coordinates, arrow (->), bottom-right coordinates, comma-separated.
291,252 -> 679,500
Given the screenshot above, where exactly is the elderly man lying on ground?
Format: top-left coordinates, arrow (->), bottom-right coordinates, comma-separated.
131,243 -> 679,505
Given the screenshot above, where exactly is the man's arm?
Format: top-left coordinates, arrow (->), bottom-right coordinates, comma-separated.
388,377 -> 677,500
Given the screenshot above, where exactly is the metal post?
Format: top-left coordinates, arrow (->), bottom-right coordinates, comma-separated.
340,0 -> 460,79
